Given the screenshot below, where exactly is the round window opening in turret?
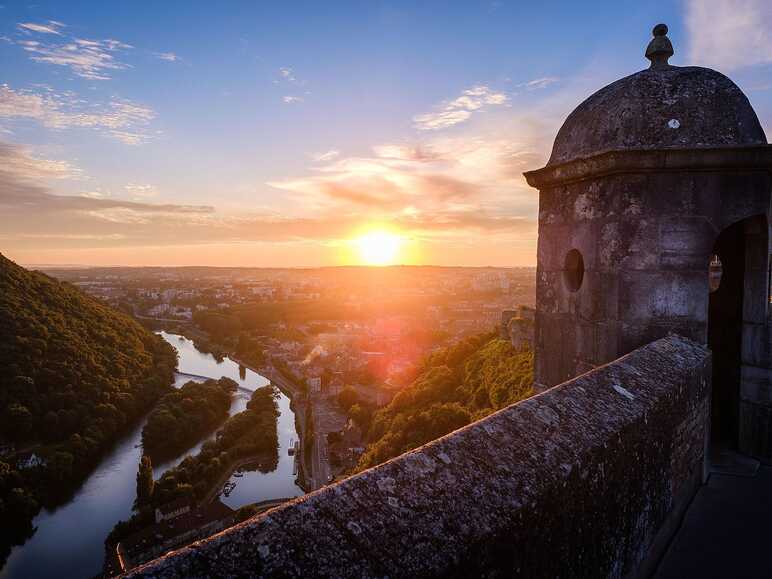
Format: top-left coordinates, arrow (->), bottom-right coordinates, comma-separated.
563,249 -> 584,292
709,253 -> 723,292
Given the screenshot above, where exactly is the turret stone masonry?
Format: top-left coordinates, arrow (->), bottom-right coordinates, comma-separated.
501,305 -> 535,351
524,23 -> 772,460
123,25 -> 771,578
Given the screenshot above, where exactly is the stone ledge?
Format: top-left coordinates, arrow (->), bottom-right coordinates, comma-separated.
123,335 -> 710,579
524,145 -> 772,188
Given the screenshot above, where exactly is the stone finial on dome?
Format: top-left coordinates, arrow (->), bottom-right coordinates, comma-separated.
645,23 -> 674,68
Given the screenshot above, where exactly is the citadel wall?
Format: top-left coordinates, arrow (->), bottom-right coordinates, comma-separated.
125,335 -> 710,579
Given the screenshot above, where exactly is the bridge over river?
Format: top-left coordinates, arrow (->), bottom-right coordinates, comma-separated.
175,371 -> 257,397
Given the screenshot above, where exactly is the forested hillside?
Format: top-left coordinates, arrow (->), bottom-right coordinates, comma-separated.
357,334 -> 533,470
0,253 -> 176,563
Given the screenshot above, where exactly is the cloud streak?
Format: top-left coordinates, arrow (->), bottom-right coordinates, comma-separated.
0,84 -> 155,144
310,150 -> 340,162
11,20 -> 132,80
17,21 -> 65,35
268,135 -> 540,225
413,85 -> 508,130
518,77 -> 559,90
154,51 -> 180,62
0,142 -> 211,216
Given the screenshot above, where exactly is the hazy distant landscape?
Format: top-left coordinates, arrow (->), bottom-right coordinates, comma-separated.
1,259 -> 536,576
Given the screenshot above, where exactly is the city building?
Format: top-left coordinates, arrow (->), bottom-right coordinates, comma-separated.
117,499 -> 235,573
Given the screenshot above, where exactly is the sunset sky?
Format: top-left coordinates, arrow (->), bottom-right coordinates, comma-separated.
1,1 -> 770,267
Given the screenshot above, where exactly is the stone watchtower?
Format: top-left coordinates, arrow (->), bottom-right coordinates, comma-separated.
525,25 -> 772,459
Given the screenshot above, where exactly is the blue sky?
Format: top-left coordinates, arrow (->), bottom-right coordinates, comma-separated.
1,1 -> 770,266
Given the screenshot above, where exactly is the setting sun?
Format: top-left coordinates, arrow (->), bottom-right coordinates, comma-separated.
355,230 -> 402,265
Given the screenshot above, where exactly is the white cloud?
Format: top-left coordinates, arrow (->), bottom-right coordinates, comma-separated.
79,189 -> 110,199
283,95 -> 304,104
279,67 -> 297,82
0,84 -> 155,144
11,21 -> 132,80
0,141 -> 80,181
154,51 -> 180,62
413,85 -> 509,130
125,183 -> 158,198
518,77 -> 559,90
310,150 -> 340,162
686,0 -> 772,70
17,21 -> 65,35
268,135 -> 538,220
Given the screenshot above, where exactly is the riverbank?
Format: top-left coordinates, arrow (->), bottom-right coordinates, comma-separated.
103,383 -> 283,565
1,332 -> 301,579
226,355 -> 313,491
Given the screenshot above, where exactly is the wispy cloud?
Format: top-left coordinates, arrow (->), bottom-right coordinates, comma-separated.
154,51 -> 180,62
0,142 -> 211,217
0,141 -> 79,181
279,67 -> 297,82
686,0 -> 772,70
413,85 -> 508,130
269,136 -> 539,220
518,77 -> 559,90
17,20 -> 65,35
278,67 -> 306,85
125,183 -> 158,198
276,67 -> 307,104
0,84 -> 155,144
310,150 -> 340,162
10,20 -> 132,80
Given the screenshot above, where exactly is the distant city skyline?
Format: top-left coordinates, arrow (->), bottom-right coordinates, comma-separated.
1,0 -> 771,267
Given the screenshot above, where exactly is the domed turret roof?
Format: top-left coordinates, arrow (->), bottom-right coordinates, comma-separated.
547,25 -> 767,166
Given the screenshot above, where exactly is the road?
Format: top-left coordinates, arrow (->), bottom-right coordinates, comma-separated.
311,404 -> 331,488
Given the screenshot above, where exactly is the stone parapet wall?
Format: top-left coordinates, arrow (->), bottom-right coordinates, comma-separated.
124,335 -> 710,579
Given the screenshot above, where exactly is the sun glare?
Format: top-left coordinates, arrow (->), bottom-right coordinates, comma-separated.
355,230 -> 402,266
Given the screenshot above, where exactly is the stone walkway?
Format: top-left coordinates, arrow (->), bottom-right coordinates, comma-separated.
654,463 -> 772,578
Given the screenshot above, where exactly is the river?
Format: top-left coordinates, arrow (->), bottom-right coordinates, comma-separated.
0,332 -> 303,579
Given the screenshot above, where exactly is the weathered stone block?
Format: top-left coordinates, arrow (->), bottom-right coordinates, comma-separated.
739,399 -> 772,462
741,324 -> 770,368
620,271 -> 708,323
740,364 -> 772,402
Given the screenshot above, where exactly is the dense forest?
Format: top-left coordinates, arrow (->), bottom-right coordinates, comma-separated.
141,378 -> 237,458
108,385 -> 280,547
0,254 -> 177,565
356,334 -> 533,471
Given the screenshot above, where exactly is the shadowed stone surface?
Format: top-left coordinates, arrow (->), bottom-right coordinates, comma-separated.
655,467 -> 772,578
547,66 -> 766,166
123,336 -> 710,579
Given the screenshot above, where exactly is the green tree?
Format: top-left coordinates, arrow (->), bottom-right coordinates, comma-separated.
135,455 -> 155,508
336,387 -> 359,412
357,335 -> 533,471
4,404 -> 33,441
